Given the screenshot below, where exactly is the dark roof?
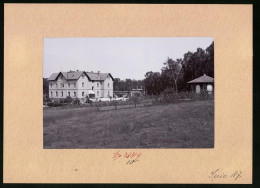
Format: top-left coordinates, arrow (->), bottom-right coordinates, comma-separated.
187,74 -> 214,84
48,71 -> 114,81
62,71 -> 85,80
86,72 -> 114,81
47,73 -> 59,81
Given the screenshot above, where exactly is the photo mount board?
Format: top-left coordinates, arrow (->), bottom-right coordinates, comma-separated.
4,4 -> 252,183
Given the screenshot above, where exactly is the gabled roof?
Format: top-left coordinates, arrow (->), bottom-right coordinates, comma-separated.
47,73 -> 59,81
63,71 -> 85,80
86,72 -> 114,81
187,74 -> 214,84
48,71 -> 114,81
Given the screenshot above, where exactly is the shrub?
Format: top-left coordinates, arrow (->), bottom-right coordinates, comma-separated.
73,97 -> 80,105
59,99 -> 66,103
112,100 -> 118,110
43,97 -> 51,103
47,102 -> 63,107
64,96 -> 73,104
163,87 -> 176,94
130,96 -> 140,108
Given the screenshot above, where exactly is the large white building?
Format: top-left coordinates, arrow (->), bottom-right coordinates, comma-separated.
47,70 -> 114,99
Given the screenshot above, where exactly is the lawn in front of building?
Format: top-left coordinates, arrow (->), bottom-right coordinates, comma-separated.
43,100 -> 214,148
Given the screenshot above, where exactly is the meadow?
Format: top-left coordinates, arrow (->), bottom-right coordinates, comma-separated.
43,100 -> 214,148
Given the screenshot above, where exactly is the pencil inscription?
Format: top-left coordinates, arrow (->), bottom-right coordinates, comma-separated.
209,169 -> 242,181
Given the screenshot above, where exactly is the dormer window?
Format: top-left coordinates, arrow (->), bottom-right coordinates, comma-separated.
82,75 -> 85,79
68,83 -> 70,87
74,83 -> 76,88
108,83 -> 110,88
82,82 -> 84,87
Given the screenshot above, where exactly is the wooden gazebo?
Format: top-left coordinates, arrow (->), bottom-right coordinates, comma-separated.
187,74 -> 214,94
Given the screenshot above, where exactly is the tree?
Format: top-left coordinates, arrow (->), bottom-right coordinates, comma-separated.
144,71 -> 163,95
43,78 -> 49,98
181,43 -> 214,91
205,42 -> 214,77
130,95 -> 139,108
161,58 -> 183,92
113,78 -> 145,91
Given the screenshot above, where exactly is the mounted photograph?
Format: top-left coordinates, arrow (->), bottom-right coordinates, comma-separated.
43,37 -> 214,149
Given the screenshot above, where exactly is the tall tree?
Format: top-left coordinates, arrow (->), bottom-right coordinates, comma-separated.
43,78 -> 49,98
144,71 -> 162,95
161,58 -> 183,92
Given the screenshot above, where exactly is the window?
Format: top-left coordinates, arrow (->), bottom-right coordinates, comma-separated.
60,83 -> 64,87
74,83 -> 76,88
68,92 -> 70,97
82,92 -> 84,97
82,82 -> 84,87
51,91 -> 52,97
97,83 -> 99,88
61,91 -> 63,97
108,83 -> 110,88
82,75 -> 85,79
97,91 -> 99,96
68,83 -> 70,87
56,83 -> 58,87
74,92 -> 76,97
50,83 -> 52,88
92,86 -> 94,90
108,91 -> 110,95
56,92 -> 58,97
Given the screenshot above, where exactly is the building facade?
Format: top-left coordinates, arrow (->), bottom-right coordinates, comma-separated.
47,70 -> 114,99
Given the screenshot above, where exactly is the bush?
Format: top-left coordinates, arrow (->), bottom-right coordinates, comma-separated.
162,87 -> 176,94
43,97 -> 51,103
73,97 -> 80,105
59,99 -> 66,103
64,96 -> 73,104
47,102 -> 63,107
112,100 -> 118,110
130,96 -> 140,108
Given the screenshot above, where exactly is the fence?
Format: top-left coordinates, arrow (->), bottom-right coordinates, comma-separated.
43,91 -> 214,111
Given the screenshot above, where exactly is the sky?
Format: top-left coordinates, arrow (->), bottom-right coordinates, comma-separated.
43,37 -> 213,80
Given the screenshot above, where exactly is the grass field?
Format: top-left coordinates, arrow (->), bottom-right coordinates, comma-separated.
43,100 -> 214,148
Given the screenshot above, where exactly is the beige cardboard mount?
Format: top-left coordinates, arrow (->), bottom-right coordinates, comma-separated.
4,4 -> 252,183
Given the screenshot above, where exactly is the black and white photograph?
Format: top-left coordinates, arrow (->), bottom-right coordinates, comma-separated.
43,37 -> 214,149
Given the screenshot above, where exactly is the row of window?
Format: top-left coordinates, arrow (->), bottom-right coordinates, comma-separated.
50,83 -> 76,88
50,91 -> 77,97
50,91 -> 102,97
50,82 -> 110,88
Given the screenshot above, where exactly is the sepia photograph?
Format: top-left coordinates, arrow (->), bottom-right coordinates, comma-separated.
43,37 -> 214,149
